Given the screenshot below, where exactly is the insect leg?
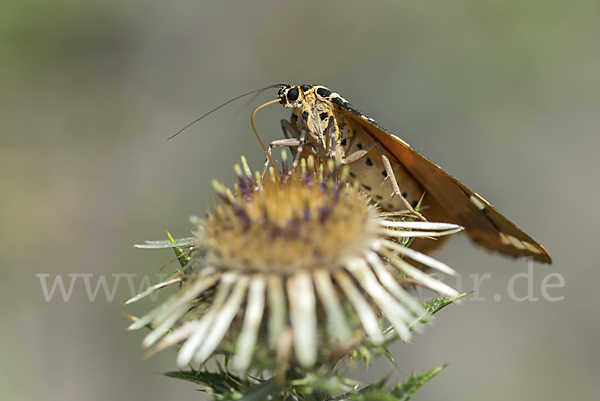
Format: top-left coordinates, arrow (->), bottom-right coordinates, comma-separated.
281,119 -> 299,140
343,141 -> 427,221
324,116 -> 339,158
262,137 -> 305,177
281,120 -> 310,170
341,140 -> 377,163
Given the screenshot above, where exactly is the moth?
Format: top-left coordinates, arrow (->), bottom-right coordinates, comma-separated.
261,84 -> 551,263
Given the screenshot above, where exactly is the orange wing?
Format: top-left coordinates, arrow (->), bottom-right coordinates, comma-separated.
346,111 -> 551,263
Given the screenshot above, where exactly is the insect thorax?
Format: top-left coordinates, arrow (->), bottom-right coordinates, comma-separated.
290,100 -> 356,158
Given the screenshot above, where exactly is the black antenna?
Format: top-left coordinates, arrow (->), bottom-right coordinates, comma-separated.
167,83 -> 286,140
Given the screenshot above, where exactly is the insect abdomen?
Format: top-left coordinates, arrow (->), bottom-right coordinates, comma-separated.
345,130 -> 423,212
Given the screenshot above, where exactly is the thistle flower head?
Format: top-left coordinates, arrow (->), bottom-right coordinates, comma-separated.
205,158 -> 377,275
128,155 -> 462,372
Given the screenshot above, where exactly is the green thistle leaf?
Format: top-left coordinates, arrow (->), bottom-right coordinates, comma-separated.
390,365 -> 447,401
163,370 -> 248,396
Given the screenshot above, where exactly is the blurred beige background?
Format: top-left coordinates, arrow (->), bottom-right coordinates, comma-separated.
1,1 -> 598,400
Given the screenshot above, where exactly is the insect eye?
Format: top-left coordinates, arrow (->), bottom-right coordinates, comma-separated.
287,87 -> 300,102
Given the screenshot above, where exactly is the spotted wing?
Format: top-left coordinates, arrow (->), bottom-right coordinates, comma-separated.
331,97 -> 551,263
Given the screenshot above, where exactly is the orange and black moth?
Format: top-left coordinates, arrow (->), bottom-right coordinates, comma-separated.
266,84 -> 551,263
